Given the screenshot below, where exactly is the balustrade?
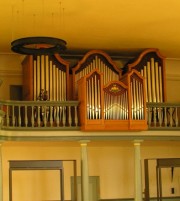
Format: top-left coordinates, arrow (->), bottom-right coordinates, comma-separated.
0,100 -> 79,130
0,101 -> 180,130
147,102 -> 180,129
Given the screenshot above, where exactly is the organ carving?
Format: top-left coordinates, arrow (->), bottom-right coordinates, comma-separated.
22,48 -> 166,131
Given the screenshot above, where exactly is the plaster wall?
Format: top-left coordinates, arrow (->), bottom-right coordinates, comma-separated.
1,141 -> 180,201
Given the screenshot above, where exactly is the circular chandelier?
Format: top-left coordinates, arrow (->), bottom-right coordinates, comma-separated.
11,36 -> 67,55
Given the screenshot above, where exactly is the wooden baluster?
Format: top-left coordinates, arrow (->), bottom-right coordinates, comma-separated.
169,107 -> 173,127
37,106 -> 41,127
12,105 -> 15,126
50,106 -> 53,127
148,107 -> 152,127
62,106 -> 66,127
31,106 -> 34,127
158,107 -> 162,127
74,105 -> 78,126
24,105 -> 28,127
44,106 -> 47,127
18,105 -> 21,127
153,107 -> 157,127
175,107 -> 178,127
56,106 -> 60,127
6,106 -> 10,126
164,107 -> 167,127
68,106 -> 72,127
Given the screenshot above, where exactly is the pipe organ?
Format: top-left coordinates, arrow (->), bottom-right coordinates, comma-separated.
22,48 -> 166,131
103,81 -> 128,120
126,48 -> 166,103
22,54 -> 69,101
72,50 -> 122,99
76,51 -> 147,131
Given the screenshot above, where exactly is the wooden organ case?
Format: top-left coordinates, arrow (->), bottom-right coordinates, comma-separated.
22,54 -> 69,101
125,48 -> 166,103
75,50 -> 147,131
22,53 -> 70,127
21,48 -> 166,131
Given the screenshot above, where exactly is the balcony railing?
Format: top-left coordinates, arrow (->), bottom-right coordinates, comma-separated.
0,100 -> 80,130
147,102 -> 180,130
0,100 -> 180,131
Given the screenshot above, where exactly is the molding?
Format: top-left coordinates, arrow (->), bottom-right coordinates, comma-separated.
0,130 -> 180,142
166,74 -> 180,81
0,69 -> 22,77
99,197 -> 180,201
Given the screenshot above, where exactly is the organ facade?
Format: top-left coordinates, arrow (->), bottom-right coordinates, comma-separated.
20,48 -> 166,131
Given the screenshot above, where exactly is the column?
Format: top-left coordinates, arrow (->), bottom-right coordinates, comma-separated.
0,110 -> 4,201
134,140 -> 143,201
0,110 -> 5,129
0,142 -> 3,201
80,140 -> 90,201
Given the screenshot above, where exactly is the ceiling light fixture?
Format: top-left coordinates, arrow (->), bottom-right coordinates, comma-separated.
11,36 -> 67,55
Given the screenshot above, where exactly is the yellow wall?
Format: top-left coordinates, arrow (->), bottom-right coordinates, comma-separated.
165,59 -> 180,102
0,55 -> 23,100
2,140 -> 180,201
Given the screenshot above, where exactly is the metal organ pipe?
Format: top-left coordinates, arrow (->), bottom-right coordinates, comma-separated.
33,59 -> 37,100
86,73 -> 101,120
75,55 -> 119,97
130,77 -> 144,120
33,55 -> 67,101
140,58 -> 163,103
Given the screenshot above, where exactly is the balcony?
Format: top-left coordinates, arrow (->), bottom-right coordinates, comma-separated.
0,100 -> 80,130
0,100 -> 180,131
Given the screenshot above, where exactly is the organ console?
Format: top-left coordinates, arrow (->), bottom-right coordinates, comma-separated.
21,48 -> 166,131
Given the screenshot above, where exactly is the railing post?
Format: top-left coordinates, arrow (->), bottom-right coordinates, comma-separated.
0,110 -> 5,129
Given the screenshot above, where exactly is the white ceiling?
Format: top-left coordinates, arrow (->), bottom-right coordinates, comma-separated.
1,0 -> 180,58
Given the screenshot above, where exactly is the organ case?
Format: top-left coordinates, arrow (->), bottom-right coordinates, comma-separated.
76,50 -> 148,131
78,68 -> 147,131
78,69 -> 105,131
21,48 -> 166,131
125,48 -> 166,103
22,54 -> 70,101
72,50 -> 122,100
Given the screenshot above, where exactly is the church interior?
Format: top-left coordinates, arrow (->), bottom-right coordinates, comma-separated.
0,0 -> 180,201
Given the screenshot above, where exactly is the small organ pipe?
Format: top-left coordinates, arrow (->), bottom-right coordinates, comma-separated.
151,58 -> 156,102
159,66 -> 163,102
41,55 -> 45,90
37,56 -> 41,99
147,62 -> 152,102
49,61 -> 53,100
155,62 -> 160,103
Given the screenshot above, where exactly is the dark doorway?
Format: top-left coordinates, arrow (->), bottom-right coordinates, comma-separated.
10,85 -> 23,100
